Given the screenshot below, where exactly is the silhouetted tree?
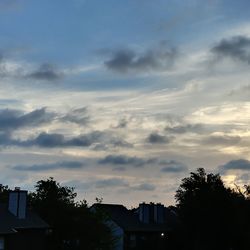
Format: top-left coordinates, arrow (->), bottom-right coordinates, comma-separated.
0,184 -> 10,203
29,177 -> 114,250
29,177 -> 76,225
175,168 -> 243,250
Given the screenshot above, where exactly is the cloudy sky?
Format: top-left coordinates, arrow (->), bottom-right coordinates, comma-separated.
1,0 -> 250,207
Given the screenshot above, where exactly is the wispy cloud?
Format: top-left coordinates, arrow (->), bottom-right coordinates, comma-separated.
60,107 -> 89,125
202,135 -> 241,146
12,161 -> 84,171
98,154 -> 154,167
160,160 -> 188,173
134,183 -> 156,191
95,178 -> 129,188
165,123 -> 204,134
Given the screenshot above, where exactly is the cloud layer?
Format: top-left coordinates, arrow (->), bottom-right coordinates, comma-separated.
98,155 -> 154,167
220,159 -> 250,171
12,161 -> 84,171
0,108 -> 53,131
160,160 -> 188,173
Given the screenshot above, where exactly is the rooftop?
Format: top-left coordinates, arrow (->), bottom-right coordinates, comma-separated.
92,203 -> 173,232
0,203 -> 49,234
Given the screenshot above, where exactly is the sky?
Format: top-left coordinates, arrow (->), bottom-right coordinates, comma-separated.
0,0 -> 250,207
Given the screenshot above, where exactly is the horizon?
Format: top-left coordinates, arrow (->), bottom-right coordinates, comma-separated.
1,167 -> 236,208
0,0 -> 250,207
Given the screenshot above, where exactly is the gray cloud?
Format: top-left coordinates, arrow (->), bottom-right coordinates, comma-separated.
202,135 -> 241,146
66,178 -> 156,192
0,49 -> 64,81
26,132 -> 66,147
165,123 -> 204,134
104,41 -> 177,73
12,161 -> 84,171
93,137 -> 133,151
220,159 -> 250,171
110,139 -> 132,148
228,84 -> 250,101
95,178 -> 129,189
112,118 -> 128,129
25,131 -> 103,148
98,155 -> 156,167
0,109 -> 130,149
1,130 -> 132,149
134,183 -> 156,191
146,132 -> 171,144
98,154 -> 187,174
0,55 -> 63,81
0,108 -> 54,131
160,160 -> 188,173
0,131 -> 100,148
61,107 -> 89,124
27,63 -> 62,81
211,36 -> 250,64
112,166 -> 127,171
63,179 -> 93,191
0,107 -> 117,149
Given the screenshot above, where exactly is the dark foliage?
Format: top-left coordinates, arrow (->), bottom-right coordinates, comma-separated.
29,177 -> 115,250
175,168 -> 250,250
0,184 -> 10,203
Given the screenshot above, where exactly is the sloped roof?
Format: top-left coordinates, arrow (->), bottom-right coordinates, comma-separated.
0,203 -> 49,234
92,203 -> 171,232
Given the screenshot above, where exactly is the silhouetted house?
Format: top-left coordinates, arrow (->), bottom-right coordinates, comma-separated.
91,202 -> 179,250
0,188 -> 49,250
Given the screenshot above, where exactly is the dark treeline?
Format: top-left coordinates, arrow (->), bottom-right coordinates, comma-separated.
175,168 -> 250,250
0,178 -> 115,250
1,168 -> 250,250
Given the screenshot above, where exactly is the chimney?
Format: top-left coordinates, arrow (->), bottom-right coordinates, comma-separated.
8,188 -> 27,219
138,202 -> 166,224
139,203 -> 150,223
153,203 -> 165,224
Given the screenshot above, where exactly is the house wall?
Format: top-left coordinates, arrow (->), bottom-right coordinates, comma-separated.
107,220 -> 124,250
124,231 -> 168,250
0,237 -> 4,250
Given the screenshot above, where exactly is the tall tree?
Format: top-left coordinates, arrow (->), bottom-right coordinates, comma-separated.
29,177 -> 76,226
175,168 -> 238,250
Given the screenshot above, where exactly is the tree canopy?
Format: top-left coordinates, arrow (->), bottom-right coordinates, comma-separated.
29,177 -> 115,250
175,168 -> 250,250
